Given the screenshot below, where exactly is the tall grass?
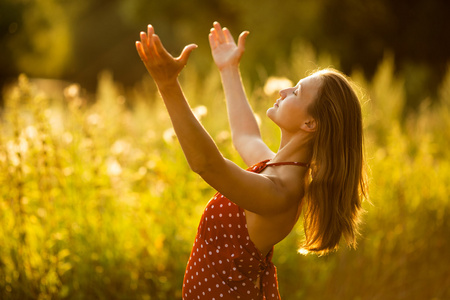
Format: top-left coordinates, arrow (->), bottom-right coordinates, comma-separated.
1,49 -> 449,299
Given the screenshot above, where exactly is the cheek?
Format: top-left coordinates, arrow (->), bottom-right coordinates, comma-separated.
284,101 -> 304,118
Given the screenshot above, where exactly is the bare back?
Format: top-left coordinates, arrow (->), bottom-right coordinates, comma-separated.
243,161 -> 309,256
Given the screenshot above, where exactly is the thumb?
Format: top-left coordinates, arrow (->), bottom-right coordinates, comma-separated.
177,44 -> 198,64
237,31 -> 249,52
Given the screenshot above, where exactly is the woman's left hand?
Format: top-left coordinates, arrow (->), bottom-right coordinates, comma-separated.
136,25 -> 197,87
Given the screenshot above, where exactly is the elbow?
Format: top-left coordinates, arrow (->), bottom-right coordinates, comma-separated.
190,163 -> 206,175
189,156 -> 227,179
190,162 -> 214,182
188,159 -> 207,175
188,156 -> 214,176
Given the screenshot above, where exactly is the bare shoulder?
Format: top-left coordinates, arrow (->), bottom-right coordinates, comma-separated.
197,158 -> 304,216
261,164 -> 307,204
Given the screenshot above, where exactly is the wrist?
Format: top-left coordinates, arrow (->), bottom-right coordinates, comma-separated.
155,78 -> 179,91
219,64 -> 240,75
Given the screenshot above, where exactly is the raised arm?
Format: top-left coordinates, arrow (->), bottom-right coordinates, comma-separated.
209,22 -> 275,166
136,25 -> 219,173
135,25 -> 297,216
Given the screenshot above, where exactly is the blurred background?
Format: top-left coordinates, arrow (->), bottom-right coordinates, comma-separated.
1,0 -> 450,108
1,0 -> 450,299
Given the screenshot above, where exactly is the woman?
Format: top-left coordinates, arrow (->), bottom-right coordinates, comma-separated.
136,22 -> 367,300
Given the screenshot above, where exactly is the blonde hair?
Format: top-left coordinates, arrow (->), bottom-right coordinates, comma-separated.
300,68 -> 368,255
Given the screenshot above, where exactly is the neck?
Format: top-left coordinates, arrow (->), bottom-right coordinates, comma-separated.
273,130 -> 313,164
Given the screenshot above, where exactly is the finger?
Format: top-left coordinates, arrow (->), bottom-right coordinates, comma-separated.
141,31 -> 157,60
140,31 -> 148,48
147,24 -> 154,42
213,21 -> 225,43
223,28 -> 236,45
210,27 -> 219,43
208,33 -> 218,49
177,44 -> 198,64
152,34 -> 170,58
135,41 -> 148,61
140,31 -> 154,59
237,31 -> 249,52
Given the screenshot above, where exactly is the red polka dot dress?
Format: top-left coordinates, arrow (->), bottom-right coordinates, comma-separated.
182,159 -> 309,300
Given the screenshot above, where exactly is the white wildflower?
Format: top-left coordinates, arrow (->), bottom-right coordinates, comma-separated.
6,138 -> 28,166
86,113 -> 101,126
193,105 -> 208,120
111,139 -> 130,155
216,130 -> 230,143
63,167 -> 73,176
24,126 -> 38,140
263,76 -> 293,96
107,158 -> 122,176
163,128 -> 176,143
62,132 -> 73,144
146,160 -> 156,170
64,84 -> 80,99
138,166 -> 147,177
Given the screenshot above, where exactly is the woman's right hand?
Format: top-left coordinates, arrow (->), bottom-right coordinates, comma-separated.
136,24 -> 197,87
209,22 -> 249,71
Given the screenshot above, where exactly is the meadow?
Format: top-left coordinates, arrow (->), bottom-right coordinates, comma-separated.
1,46 -> 449,299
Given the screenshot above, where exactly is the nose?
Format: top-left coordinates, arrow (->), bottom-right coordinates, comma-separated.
279,87 -> 292,99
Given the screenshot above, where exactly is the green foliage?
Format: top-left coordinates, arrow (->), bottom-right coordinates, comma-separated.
5,0 -> 73,78
1,55 -> 450,300
3,0 -> 449,105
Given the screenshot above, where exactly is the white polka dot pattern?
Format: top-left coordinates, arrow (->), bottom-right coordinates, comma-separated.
182,160 -> 281,299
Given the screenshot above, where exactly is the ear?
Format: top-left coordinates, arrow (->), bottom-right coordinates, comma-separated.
301,118 -> 316,132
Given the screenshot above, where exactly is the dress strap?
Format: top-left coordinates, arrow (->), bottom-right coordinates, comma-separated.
265,161 -> 310,168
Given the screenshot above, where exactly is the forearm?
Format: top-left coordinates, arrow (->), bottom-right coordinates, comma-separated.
157,80 -> 223,173
219,66 -> 262,143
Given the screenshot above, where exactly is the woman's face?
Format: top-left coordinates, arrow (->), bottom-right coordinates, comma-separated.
267,74 -> 322,133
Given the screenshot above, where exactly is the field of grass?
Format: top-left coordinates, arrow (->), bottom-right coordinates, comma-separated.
1,49 -> 449,299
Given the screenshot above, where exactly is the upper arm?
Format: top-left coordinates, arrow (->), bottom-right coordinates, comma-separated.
233,135 -> 276,167
197,158 -> 294,216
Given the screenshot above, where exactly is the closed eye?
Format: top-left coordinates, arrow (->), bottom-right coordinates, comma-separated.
293,85 -> 301,96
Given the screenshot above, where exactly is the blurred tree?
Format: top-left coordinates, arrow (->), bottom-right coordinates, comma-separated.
319,0 -> 450,107
67,0 -> 139,91
1,0 -> 450,108
4,0 -> 72,78
0,0 -> 23,88
217,0 -> 324,81
119,0 -> 240,81
0,1 -> 22,99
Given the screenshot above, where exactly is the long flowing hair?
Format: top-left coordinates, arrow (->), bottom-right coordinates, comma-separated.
300,68 -> 368,255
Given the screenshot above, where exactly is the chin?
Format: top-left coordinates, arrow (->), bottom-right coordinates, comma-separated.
266,108 -> 277,124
